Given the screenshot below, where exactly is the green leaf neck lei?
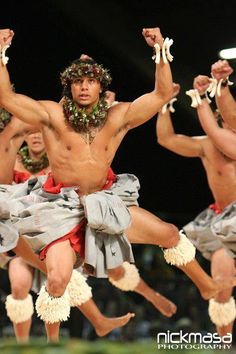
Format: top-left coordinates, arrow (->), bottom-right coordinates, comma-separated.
0,108 -> 11,133
18,146 -> 49,174
63,96 -> 108,134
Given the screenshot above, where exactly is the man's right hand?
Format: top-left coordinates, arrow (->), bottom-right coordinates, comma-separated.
193,75 -> 211,95
0,29 -> 14,47
142,27 -> 164,48
211,60 -> 233,81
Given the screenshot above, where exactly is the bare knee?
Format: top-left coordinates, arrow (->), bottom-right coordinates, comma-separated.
47,271 -> 71,297
161,224 -> 180,248
215,288 -> 233,303
108,266 -> 125,281
11,282 -> 30,299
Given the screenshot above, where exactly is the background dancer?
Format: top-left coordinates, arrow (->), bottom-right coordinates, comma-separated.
156,80 -> 236,340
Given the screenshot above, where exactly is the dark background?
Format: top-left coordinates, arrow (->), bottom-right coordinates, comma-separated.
1,0 -> 236,342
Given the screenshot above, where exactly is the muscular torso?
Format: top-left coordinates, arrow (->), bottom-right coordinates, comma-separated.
41,102 -> 130,195
201,138 -> 236,209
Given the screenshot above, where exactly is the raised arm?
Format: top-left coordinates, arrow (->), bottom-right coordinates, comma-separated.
0,29 -> 50,127
194,75 -> 236,159
211,60 -> 236,129
157,83 -> 203,157
124,27 -> 173,129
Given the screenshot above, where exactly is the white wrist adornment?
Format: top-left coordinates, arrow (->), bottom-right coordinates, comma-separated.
186,89 -> 203,108
161,98 -> 177,113
207,76 -> 233,98
152,38 -> 174,64
0,44 -> 10,65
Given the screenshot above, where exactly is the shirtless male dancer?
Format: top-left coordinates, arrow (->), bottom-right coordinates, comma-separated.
157,81 -> 236,339
0,28 -> 234,325
0,110 -> 176,341
0,115 -> 133,341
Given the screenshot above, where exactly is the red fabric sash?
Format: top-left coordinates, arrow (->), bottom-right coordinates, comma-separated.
40,168 -> 117,260
13,170 -> 46,184
209,203 -> 222,215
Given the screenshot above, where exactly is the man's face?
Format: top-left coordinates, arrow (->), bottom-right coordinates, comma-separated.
71,76 -> 101,107
25,131 -> 45,154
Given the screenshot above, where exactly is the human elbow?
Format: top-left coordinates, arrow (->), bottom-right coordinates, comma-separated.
0,91 -> 13,109
155,88 -> 173,106
157,134 -> 168,148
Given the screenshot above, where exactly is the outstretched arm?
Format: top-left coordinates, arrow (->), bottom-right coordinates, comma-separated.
0,29 -> 50,127
157,83 -> 203,157
124,27 -> 173,129
194,75 -> 236,159
211,60 -> 236,129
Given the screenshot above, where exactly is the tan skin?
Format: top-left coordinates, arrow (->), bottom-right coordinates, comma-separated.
0,122 -> 48,342
0,122 -> 177,340
0,116 -> 28,183
14,131 -> 50,175
157,81 -> 236,338
211,60 -> 236,130
0,116 -> 47,273
0,28 -> 234,303
0,128 -> 136,342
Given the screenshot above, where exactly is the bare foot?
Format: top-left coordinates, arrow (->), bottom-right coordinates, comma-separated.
200,278 -> 236,300
150,293 -> 177,317
95,312 -> 135,337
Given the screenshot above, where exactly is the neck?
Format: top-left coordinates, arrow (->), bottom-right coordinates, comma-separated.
29,150 -> 45,161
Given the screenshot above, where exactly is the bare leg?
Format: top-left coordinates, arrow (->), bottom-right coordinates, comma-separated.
8,257 -> 33,343
10,240 -> 138,340
44,322 -> 60,343
108,266 -> 176,317
46,240 -> 76,297
79,299 -> 134,336
134,279 -> 176,317
13,236 -> 47,274
126,206 -> 236,299
211,249 -> 235,338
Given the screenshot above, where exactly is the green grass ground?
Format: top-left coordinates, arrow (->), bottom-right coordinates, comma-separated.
0,339 -> 235,354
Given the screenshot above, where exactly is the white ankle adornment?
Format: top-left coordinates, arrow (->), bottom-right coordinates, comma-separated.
5,294 -> 34,324
163,230 -> 196,266
67,270 -> 92,307
109,262 -> 140,291
35,285 -> 70,323
208,297 -> 236,327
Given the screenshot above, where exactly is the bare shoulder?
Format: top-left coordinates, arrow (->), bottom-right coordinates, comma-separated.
38,100 -> 64,127
107,102 -> 130,122
38,100 -> 62,112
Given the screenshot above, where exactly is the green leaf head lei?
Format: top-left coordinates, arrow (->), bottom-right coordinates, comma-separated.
60,58 -> 112,132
